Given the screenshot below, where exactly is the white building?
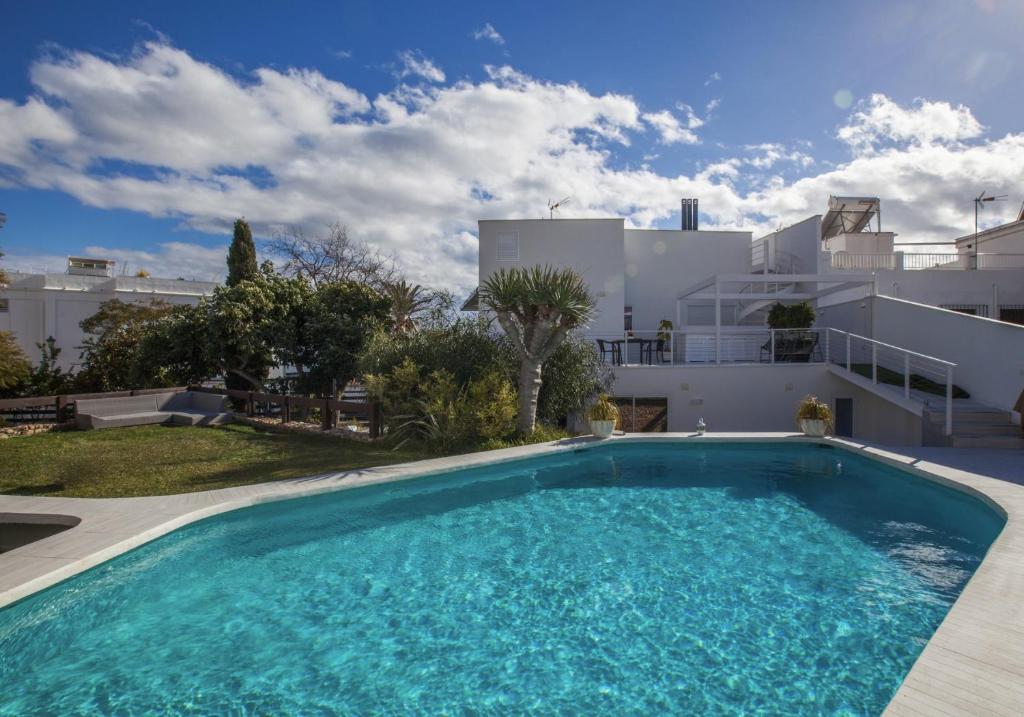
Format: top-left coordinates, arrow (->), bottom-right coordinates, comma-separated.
0,257 -> 217,372
471,197 -> 1024,448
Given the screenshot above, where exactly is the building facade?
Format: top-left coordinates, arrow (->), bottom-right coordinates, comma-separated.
0,258 -> 217,372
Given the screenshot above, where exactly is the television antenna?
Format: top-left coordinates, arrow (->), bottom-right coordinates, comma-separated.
971,190 -> 1007,261
547,196 -> 571,219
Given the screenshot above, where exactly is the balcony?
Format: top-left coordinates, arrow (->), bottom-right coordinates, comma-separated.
827,252 -> 1024,271
587,328 -> 828,366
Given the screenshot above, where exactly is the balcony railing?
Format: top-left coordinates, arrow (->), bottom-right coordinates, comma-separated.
828,252 -> 1024,271
588,329 -> 827,367
586,327 -> 957,435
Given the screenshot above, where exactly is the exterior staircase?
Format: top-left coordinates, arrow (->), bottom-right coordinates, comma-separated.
924,405 -> 1024,448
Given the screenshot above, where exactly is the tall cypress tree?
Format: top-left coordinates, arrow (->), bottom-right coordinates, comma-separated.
226,218 -> 258,286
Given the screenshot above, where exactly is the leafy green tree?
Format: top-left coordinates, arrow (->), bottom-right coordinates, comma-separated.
26,337 -> 75,395
358,316 -> 503,390
205,266 -> 309,391
532,334 -> 610,425
302,280 -> 391,396
226,218 -> 258,287
77,299 -> 173,391
0,331 -> 30,391
136,303 -> 218,387
479,265 -> 595,435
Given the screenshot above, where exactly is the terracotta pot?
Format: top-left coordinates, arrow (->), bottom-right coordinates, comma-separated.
590,420 -> 616,438
800,418 -> 827,437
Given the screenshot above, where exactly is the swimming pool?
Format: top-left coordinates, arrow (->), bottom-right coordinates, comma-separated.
0,442 -> 1004,715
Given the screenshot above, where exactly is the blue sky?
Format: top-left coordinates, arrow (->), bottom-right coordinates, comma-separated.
1,0 -> 1022,289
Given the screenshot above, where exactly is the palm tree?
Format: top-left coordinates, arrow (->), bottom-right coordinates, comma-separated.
385,280 -> 433,333
479,265 -> 595,435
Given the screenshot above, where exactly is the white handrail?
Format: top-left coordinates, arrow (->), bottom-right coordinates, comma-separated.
826,329 -> 957,366
825,327 -> 956,436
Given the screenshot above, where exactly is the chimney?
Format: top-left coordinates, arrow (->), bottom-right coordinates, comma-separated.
681,198 -> 699,230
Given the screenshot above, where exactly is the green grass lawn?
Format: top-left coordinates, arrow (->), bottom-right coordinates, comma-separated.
1,424 -> 433,499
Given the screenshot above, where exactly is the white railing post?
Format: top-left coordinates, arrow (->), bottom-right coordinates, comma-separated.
670,332 -> 675,366
945,367 -> 953,437
846,333 -> 851,372
903,354 -> 911,399
770,329 -> 775,365
872,343 -> 878,384
824,329 -> 830,364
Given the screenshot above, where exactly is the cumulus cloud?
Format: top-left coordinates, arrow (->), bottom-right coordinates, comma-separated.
396,50 -> 445,83
472,23 -> 505,45
0,41 -> 1022,292
837,94 -> 985,155
642,109 -> 700,145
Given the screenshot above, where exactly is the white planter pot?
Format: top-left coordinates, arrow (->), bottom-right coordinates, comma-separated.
800,419 -> 827,437
590,420 -> 616,438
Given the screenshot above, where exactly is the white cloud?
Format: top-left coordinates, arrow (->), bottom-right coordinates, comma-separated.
837,93 -> 984,155
396,50 -> 445,83
1,42 -> 1022,292
704,72 -> 721,86
332,49 -> 353,59
472,23 -> 505,45
642,109 -> 699,145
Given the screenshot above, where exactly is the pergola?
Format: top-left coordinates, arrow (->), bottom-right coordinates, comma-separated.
675,272 -> 877,356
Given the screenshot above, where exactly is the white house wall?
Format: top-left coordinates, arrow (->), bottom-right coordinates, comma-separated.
1,274 -> 216,371
821,295 -> 1024,413
609,364 -> 922,445
623,228 -> 751,331
478,219 -> 626,334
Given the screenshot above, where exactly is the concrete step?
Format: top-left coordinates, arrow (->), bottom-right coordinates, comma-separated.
951,434 -> 1024,449
950,425 -> 1023,437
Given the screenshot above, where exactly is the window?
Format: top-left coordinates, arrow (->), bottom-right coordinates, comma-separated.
624,305 -> 633,332
940,303 -> 989,317
0,298 -> 8,313
1000,305 -> 1024,326
496,232 -> 519,261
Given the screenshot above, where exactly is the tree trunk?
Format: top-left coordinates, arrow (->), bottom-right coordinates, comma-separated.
516,358 -> 543,435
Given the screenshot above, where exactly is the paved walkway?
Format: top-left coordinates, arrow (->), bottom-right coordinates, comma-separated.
1,434 -> 1022,716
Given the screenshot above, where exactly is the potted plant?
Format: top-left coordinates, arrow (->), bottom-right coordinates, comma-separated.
588,394 -> 619,438
795,395 -> 833,437
656,319 -> 673,363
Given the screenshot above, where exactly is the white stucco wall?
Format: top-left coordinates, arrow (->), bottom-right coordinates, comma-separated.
756,215 -> 821,274
478,219 -> 626,334
820,295 -> 1024,412
609,364 -> 922,446
0,274 -> 216,371
623,229 -> 751,331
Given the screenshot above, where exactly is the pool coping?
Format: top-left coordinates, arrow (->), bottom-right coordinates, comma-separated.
1,432 -> 1022,715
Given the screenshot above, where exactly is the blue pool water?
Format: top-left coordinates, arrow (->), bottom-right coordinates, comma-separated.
0,443 -> 1004,715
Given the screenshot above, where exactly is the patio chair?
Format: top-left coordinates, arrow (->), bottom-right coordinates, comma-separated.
596,338 -> 620,365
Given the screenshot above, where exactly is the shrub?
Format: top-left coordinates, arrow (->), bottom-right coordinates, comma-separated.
366,360 -> 517,454
588,394 -> 620,422
767,302 -> 816,329
531,334 -> 611,425
795,395 -> 833,431
477,424 -> 571,451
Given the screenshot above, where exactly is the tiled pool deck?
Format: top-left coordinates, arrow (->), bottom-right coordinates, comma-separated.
1,433 -> 1021,715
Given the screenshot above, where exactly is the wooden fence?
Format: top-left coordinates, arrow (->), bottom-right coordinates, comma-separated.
189,386 -> 382,437
0,385 -> 383,438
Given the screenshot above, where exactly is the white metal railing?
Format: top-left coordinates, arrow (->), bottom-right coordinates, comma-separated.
829,252 -> 900,270
824,328 -> 956,436
587,328 -> 826,367
828,252 -> 1024,271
